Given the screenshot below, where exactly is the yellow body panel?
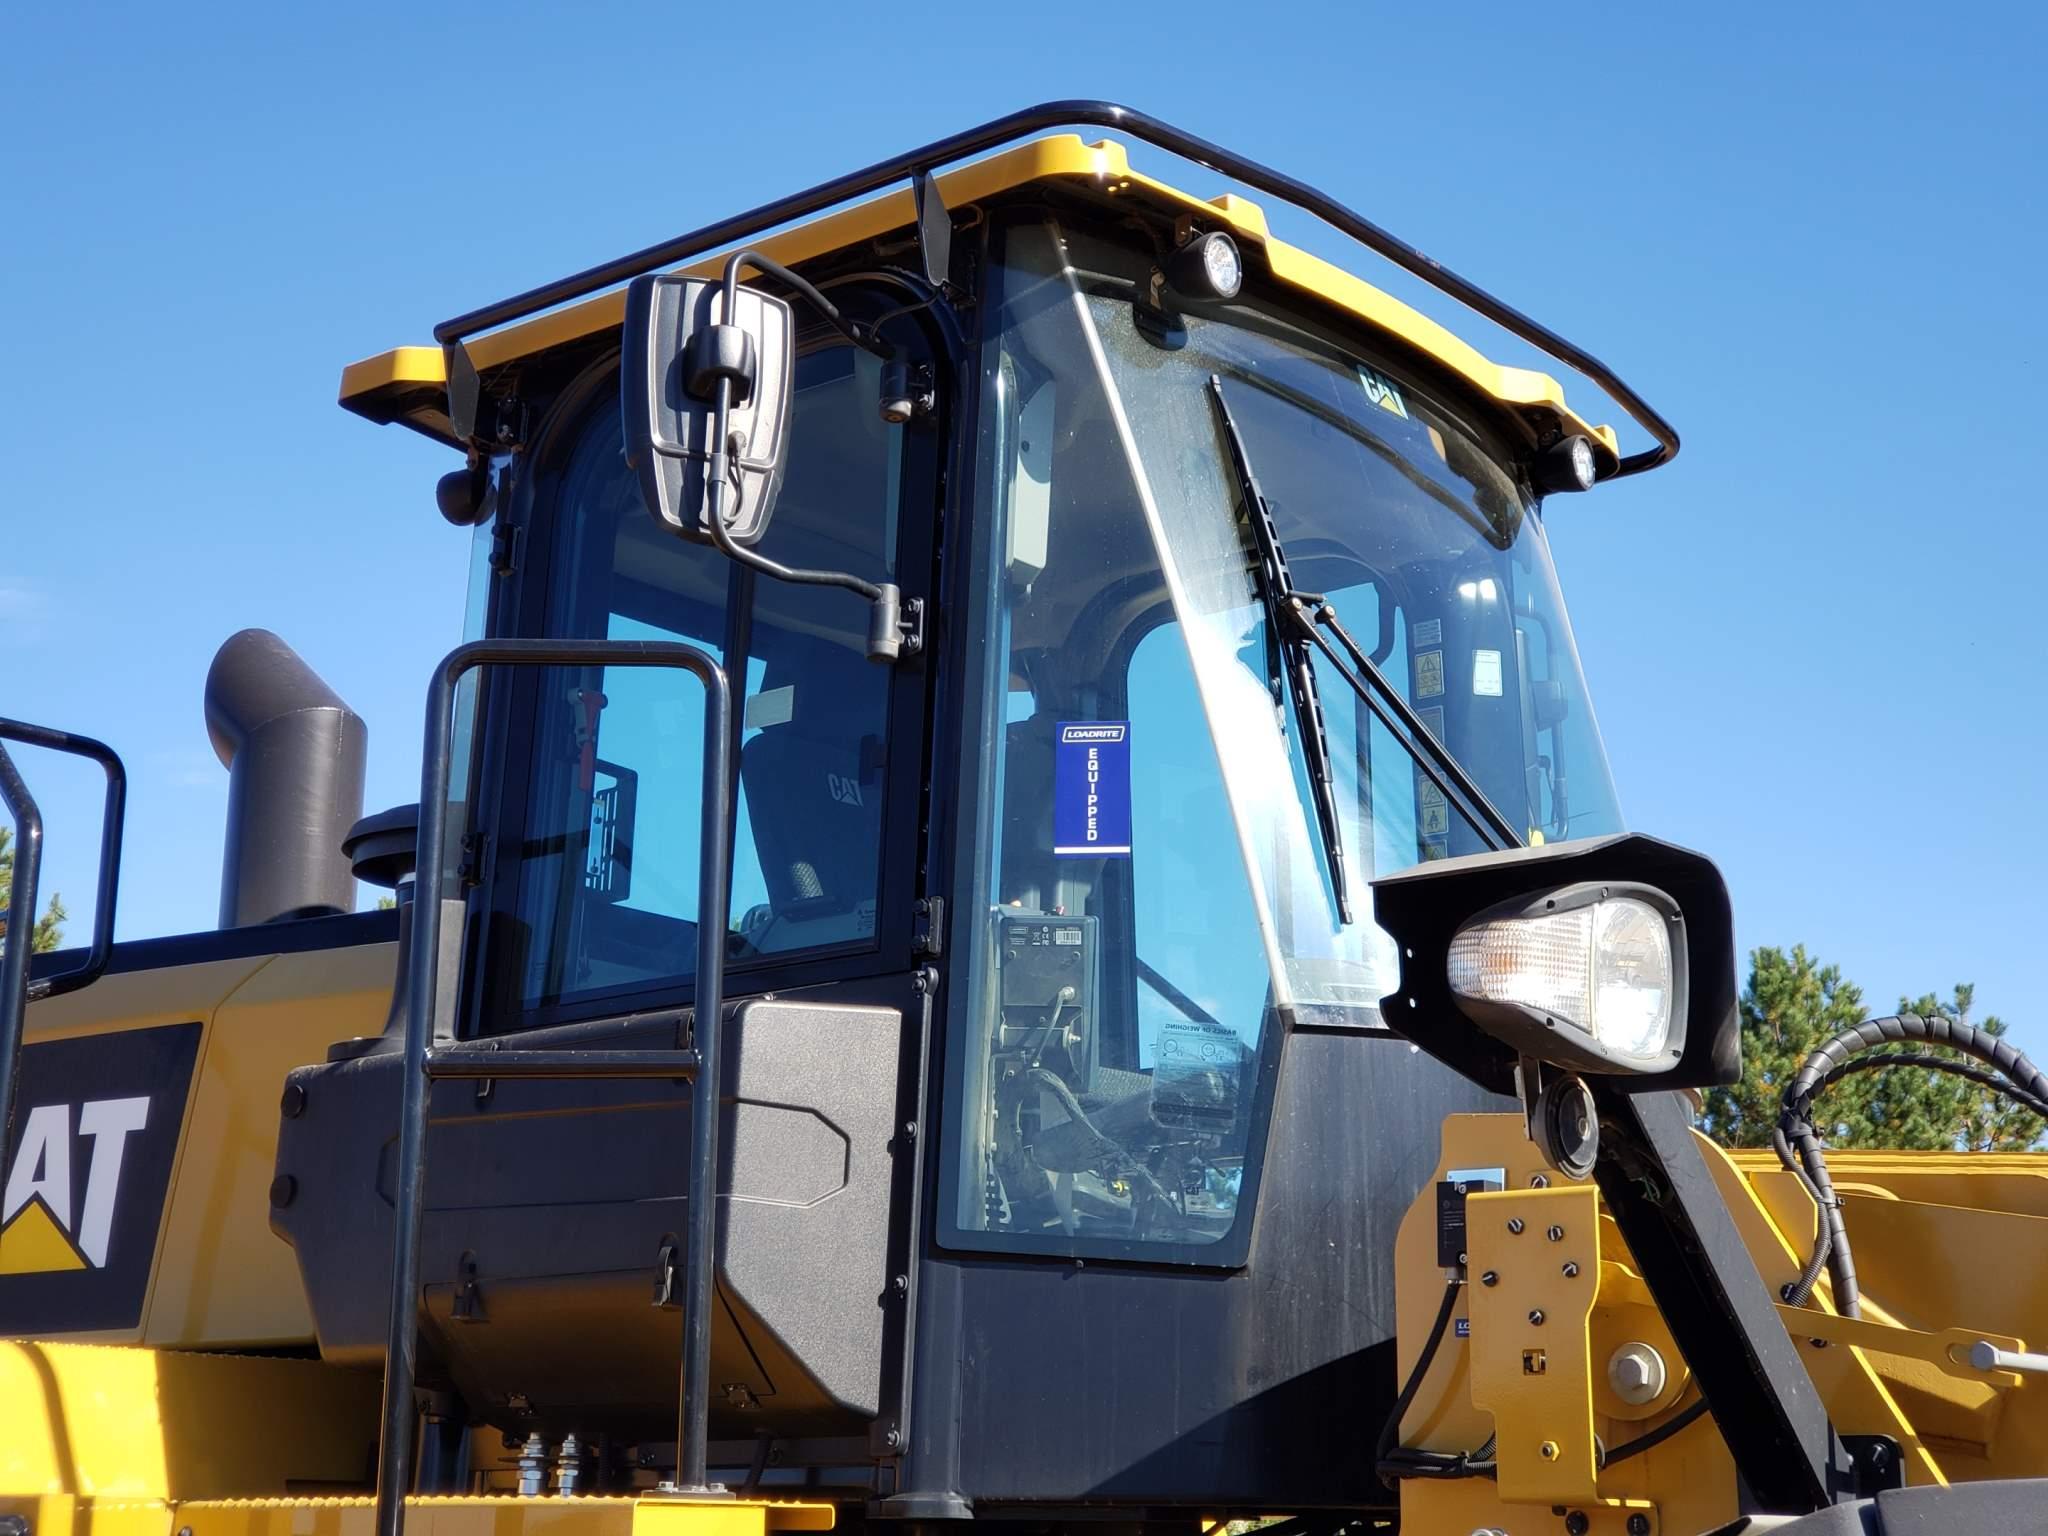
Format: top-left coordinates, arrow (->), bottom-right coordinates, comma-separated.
1396,1117 -> 2048,1533
14,942 -> 393,1348
340,134 -> 1618,460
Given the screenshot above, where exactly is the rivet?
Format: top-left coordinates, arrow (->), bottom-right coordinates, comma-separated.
280,1082 -> 307,1118
1565,1513 -> 1590,1536
268,1174 -> 297,1209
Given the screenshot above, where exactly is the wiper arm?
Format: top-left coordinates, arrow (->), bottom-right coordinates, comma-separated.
1209,376 -> 1353,925
1207,377 -> 1522,863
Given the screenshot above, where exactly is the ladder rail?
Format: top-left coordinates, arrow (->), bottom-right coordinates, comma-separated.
0,718 -> 127,1192
375,638 -> 733,1536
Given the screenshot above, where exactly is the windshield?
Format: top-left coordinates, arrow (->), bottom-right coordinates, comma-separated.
942,215 -> 1621,1261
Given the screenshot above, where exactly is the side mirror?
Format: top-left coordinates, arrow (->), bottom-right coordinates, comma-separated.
622,273 -> 794,546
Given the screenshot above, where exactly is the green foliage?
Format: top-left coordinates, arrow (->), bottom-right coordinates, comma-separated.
1702,946 -> 2042,1152
0,825 -> 67,954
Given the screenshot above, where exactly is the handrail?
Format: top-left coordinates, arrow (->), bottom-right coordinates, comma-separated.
0,718 -> 127,1191
434,100 -> 1678,478
374,639 -> 733,1536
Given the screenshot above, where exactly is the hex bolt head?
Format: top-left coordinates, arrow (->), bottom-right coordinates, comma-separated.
1547,1224 -> 1565,1242
1529,1308 -> 1546,1326
1530,1173 -> 1550,1188
1481,1270 -> 1499,1287
1628,1515 -> 1652,1536
1562,1261 -> 1581,1278
1608,1341 -> 1669,1405
1508,1217 -> 1526,1235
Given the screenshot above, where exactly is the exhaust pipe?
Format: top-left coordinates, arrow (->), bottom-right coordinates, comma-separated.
205,629 -> 367,928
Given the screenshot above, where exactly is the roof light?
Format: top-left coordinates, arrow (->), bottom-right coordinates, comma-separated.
1534,434 -> 1598,494
1166,230 -> 1243,302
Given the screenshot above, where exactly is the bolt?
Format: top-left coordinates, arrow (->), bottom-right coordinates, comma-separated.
281,1082 -> 307,1118
884,1428 -> 902,1448
1562,1261 -> 1580,1279
1508,1218 -> 1526,1235
892,1273 -> 909,1295
1609,1342 -> 1669,1405
1539,1440 -> 1559,1460
1529,1309 -> 1546,1326
268,1174 -> 297,1209
1565,1513 -> 1590,1536
1530,1173 -> 1550,1188
1481,1270 -> 1499,1287
1628,1515 -> 1652,1536
903,1120 -> 918,1138
1547,1224 -> 1565,1242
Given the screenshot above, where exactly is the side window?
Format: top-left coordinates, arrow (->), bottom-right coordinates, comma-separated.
498,346 -> 903,1021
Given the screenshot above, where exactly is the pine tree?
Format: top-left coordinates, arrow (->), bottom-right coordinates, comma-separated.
0,825 -> 66,955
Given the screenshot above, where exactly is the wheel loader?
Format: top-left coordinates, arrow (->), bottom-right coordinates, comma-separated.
3,103 -> 2044,1536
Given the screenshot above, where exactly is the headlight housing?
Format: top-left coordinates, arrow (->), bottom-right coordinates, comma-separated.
1447,883 -> 1686,1074
1370,833 -> 1739,1096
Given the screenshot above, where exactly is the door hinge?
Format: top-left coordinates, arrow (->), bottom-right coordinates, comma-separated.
489,521 -> 521,578
451,1251 -> 487,1323
912,896 -> 945,958
652,1238 -> 682,1309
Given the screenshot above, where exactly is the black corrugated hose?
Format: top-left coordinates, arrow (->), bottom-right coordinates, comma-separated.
1777,1014 -> 2048,1318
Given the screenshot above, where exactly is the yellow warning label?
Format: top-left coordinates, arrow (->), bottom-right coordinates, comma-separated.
0,1197 -> 91,1274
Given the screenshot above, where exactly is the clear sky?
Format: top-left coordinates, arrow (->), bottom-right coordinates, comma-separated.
4,4 -> 2043,1042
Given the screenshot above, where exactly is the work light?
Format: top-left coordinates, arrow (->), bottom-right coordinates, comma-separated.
1448,887 -> 1679,1068
1167,230 -> 1244,301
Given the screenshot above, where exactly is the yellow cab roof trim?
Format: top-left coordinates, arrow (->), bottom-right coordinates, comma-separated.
339,134 -> 1619,459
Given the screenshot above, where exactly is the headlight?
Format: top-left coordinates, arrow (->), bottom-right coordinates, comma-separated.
1435,879 -> 1689,1077
1449,894 -> 1676,1065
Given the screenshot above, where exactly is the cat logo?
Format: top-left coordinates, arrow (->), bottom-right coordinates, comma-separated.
826,772 -> 864,807
0,1019 -> 199,1334
0,1096 -> 151,1273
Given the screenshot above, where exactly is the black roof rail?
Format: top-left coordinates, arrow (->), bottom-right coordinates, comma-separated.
434,100 -> 1678,478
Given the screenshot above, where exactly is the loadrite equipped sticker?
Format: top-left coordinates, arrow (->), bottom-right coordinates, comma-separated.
0,1020 -> 200,1334
1054,721 -> 1132,856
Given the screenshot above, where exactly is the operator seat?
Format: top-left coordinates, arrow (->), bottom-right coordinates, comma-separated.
738,645 -> 886,947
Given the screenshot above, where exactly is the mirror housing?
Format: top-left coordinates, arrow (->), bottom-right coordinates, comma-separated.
622,273 -> 794,546
1371,833 -> 1740,1097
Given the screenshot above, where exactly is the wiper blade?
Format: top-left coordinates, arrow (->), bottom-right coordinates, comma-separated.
1207,377 -> 1522,864
1209,376 -> 1354,925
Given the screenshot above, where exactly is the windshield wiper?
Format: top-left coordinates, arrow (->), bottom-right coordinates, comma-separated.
1209,376 -> 1353,924
1206,377 -> 1522,866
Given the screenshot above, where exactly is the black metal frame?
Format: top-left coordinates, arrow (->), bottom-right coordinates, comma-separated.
0,718 -> 126,1192
374,639 -> 731,1536
434,101 -> 1678,479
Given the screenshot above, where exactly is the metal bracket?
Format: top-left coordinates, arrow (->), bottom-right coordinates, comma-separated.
912,897 -> 945,958
652,1239 -> 682,1310
1466,1184 -> 1602,1505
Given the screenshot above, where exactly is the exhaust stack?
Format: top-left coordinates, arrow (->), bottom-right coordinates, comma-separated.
205,629 -> 367,928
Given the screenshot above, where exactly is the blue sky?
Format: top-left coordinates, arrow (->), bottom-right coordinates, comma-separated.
4,4 -> 2043,1041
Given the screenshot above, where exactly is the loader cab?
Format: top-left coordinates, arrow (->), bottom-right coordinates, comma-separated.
292,130 -> 1648,1513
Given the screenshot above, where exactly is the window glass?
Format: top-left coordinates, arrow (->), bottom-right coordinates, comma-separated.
503,347 -> 900,1017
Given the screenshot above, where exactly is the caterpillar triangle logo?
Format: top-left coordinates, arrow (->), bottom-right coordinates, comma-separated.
0,1095 -> 150,1273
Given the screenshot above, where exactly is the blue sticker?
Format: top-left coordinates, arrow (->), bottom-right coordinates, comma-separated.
1054,721 -> 1132,857
1455,1318 -> 1470,1338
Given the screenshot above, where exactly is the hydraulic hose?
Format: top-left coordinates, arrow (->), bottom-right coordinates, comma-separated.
1376,1279 -> 1465,1487
1778,1013 -> 2048,1318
